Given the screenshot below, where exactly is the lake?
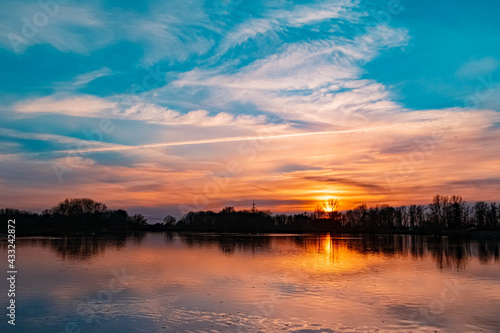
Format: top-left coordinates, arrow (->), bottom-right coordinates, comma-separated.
2,233 -> 500,332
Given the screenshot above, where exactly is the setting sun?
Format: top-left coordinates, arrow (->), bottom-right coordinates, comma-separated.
322,198 -> 340,213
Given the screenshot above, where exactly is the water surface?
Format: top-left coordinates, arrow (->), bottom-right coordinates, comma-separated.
2,233 -> 500,332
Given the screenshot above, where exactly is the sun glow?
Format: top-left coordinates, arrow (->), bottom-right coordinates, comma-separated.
322,198 -> 339,213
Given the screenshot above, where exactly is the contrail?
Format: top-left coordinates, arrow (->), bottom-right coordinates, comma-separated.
52,125 -> 394,155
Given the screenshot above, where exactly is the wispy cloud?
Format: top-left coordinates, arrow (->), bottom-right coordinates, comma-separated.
0,0 -> 217,64
72,68 -> 114,87
0,2 -> 111,53
14,95 -> 268,127
15,95 -> 117,117
456,57 -> 499,79
174,24 -> 408,125
217,0 -> 363,55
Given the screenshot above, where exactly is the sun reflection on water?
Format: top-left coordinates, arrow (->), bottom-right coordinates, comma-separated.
283,234 -> 375,274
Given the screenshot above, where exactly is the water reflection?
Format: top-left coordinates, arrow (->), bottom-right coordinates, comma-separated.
297,234 -> 500,270
169,233 -> 500,270
6,232 -> 146,260
2,233 -> 500,332
174,233 -> 272,254
5,233 -> 498,269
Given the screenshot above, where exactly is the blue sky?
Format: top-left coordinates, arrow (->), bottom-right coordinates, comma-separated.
1,0 -> 500,218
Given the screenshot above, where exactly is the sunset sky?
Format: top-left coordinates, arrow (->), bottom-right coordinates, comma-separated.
1,0 -> 500,220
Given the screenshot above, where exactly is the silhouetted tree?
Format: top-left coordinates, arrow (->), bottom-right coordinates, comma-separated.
163,215 -> 176,228
221,206 -> 235,214
449,195 -> 466,230
130,214 -> 148,226
429,195 -> 447,229
473,201 -> 488,229
487,203 -> 499,229
52,198 -> 108,216
323,199 -> 340,218
313,205 -> 326,219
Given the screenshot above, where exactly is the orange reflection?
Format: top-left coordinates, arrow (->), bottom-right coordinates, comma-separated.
288,234 -> 372,274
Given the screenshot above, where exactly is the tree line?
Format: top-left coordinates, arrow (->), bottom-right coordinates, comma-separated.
173,195 -> 500,234
1,198 -> 148,235
1,195 -> 499,235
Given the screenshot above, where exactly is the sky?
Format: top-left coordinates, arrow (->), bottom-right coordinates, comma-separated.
1,0 -> 500,220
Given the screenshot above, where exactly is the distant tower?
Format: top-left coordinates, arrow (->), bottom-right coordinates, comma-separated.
251,201 -> 256,213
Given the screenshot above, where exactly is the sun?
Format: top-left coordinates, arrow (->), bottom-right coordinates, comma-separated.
323,205 -> 334,213
322,198 -> 339,213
